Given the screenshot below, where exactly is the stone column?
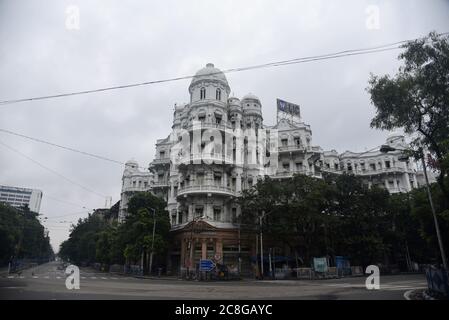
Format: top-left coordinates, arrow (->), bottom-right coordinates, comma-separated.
215,239 -> 223,264
404,172 -> 412,192
201,239 -> 207,260
181,239 -> 186,268
236,173 -> 242,193
188,204 -> 193,221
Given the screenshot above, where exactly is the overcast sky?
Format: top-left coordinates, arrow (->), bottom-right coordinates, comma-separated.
1,0 -> 448,251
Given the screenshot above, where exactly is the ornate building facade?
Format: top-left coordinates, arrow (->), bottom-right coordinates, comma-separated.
119,63 -> 431,275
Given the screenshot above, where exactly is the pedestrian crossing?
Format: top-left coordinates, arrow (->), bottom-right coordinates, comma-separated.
259,279 -> 427,291
1,272 -> 135,281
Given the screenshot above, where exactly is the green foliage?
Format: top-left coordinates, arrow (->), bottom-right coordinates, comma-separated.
59,192 -> 170,272
239,172 -> 449,267
367,31 -> 449,205
0,203 -> 53,265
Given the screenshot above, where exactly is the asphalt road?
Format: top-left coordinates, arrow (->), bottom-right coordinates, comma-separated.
0,261 -> 426,300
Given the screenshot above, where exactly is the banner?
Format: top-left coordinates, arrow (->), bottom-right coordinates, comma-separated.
313,257 -> 328,273
277,99 -> 300,117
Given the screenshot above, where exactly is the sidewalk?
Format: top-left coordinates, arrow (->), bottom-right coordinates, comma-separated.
0,266 -> 10,276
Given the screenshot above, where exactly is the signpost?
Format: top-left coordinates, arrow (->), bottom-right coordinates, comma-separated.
199,259 -> 215,272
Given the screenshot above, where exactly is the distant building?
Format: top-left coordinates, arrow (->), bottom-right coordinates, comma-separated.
118,160 -> 153,222
0,185 -> 43,213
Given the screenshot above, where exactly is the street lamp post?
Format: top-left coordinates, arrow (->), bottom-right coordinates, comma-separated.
380,144 -> 448,270
258,210 -> 275,279
259,214 -> 264,279
148,208 -> 156,275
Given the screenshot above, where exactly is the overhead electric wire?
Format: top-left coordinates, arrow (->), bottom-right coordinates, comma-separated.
45,194 -> 94,210
0,128 -> 135,168
0,139 -> 107,198
0,32 -> 447,106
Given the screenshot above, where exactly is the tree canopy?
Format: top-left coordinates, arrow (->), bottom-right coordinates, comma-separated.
368,31 -> 449,207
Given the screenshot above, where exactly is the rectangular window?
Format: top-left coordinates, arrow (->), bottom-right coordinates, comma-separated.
160,151 -> 165,158
232,208 -> 237,223
283,163 -> 290,170
281,139 -> 288,147
213,208 -> 221,221
195,207 -> 203,218
294,138 -> 301,146
385,160 -> 391,168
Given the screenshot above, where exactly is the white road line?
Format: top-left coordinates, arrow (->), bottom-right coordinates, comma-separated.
44,276 -> 50,279
56,276 -> 61,279
101,277 -> 107,279
81,277 -> 86,279
7,276 -> 14,279
90,277 -> 97,279
32,276 -> 38,279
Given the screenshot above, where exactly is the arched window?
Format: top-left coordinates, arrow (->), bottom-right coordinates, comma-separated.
200,87 -> 206,100
216,88 -> 221,101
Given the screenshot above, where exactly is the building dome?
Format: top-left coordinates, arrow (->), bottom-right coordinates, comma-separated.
242,93 -> 260,103
189,63 -> 229,90
125,159 -> 139,170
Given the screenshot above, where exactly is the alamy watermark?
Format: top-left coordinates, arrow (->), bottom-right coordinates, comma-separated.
65,264 -> 80,290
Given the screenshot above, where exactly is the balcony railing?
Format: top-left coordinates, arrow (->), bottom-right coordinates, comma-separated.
178,153 -> 233,165
122,186 -> 150,193
348,167 -> 406,175
177,184 -> 235,197
187,122 -> 232,131
152,181 -> 169,188
151,157 -> 170,165
278,145 -> 306,152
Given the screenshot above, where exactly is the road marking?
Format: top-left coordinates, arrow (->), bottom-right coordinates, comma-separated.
32,276 -> 38,279
7,276 -> 14,279
81,276 -> 86,279
44,276 -> 50,279
91,277 -> 97,279
101,277 -> 107,279
56,276 -> 61,279
111,277 -> 118,280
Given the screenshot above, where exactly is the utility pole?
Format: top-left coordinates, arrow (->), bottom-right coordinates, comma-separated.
420,150 -> 448,270
149,208 -> 157,275
259,214 -> 264,279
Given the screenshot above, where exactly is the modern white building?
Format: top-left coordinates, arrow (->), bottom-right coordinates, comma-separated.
0,185 -> 43,213
119,63 -> 430,274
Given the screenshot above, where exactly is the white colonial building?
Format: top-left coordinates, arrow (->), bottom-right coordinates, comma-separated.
119,63 -> 430,273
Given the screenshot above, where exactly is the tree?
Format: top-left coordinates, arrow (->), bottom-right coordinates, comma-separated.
0,203 -> 53,266
368,31 -> 449,207
121,192 -> 170,272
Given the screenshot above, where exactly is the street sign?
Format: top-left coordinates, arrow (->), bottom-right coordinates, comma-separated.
199,259 -> 215,272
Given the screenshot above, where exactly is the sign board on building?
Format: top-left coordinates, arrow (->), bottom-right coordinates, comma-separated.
313,257 -> 328,273
199,259 -> 215,272
277,99 -> 300,117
